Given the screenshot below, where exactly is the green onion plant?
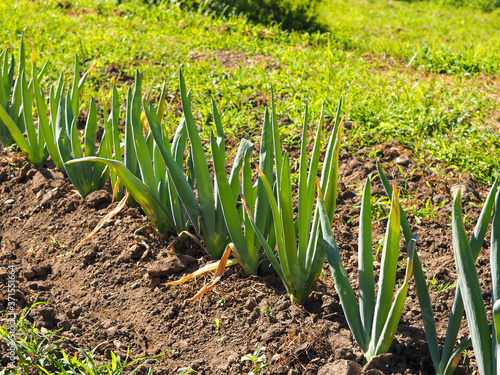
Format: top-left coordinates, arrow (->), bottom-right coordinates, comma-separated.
35,55 -> 96,172
0,40 -> 21,148
452,186 -> 500,375
210,103 -> 274,275
146,70 -> 249,259
0,36 -> 49,165
68,71 -> 190,235
53,57 -> 111,198
0,69 -> 47,166
56,94 -> 111,198
98,84 -> 124,199
0,35 -> 30,148
377,162 -> 498,374
321,178 -> 417,362
245,96 -> 343,303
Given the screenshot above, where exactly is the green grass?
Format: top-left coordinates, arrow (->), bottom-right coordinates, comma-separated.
319,0 -> 500,74
0,0 -> 499,183
0,303 -> 163,374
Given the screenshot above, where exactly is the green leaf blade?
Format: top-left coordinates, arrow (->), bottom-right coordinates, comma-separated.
321,199 -> 366,351
374,234 -> 417,357
33,63 -> 63,169
145,102 -> 203,236
67,157 -> 172,235
359,178 -> 375,340
211,131 -> 257,275
490,186 -> 500,303
179,70 -> 216,234
372,186 -> 401,343
453,189 -> 492,375
0,99 -> 33,159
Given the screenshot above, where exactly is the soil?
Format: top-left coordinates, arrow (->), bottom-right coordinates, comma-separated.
0,139 -> 493,374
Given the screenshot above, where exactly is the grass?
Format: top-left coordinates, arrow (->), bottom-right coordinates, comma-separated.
427,274 -> 456,294
0,303 -> 163,374
319,0 -> 500,74
0,0 -> 499,186
0,1 -> 498,369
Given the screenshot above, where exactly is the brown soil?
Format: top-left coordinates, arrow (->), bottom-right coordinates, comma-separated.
0,140 -> 492,374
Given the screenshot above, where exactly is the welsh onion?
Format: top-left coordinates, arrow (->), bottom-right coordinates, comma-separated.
377,163 -> 498,374
210,104 -> 274,275
0,51 -> 96,170
0,69 -> 47,166
99,84 -> 124,199
0,37 -> 49,165
55,94 -> 111,198
321,178 -> 417,361
0,45 -> 18,147
32,61 -> 63,170
146,70 -> 248,259
0,34 -> 27,148
245,96 -> 344,303
68,71 -> 190,236
31,55 -> 96,172
452,187 -> 500,375
38,57 -> 110,198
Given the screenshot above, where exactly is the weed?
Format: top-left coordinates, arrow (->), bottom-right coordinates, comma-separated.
375,238 -> 385,258
427,274 -> 455,294
372,196 -> 391,223
410,199 -> 445,225
0,303 -> 164,374
261,307 -> 275,322
49,235 -> 66,249
177,368 -> 198,374
436,282 -> 455,294
215,318 -> 220,335
241,346 -> 266,374
167,348 -> 180,358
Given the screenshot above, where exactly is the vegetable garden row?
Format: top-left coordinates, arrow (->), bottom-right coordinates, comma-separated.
2,37 -> 500,375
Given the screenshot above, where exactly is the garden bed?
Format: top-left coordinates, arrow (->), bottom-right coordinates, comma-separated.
0,140 -> 490,374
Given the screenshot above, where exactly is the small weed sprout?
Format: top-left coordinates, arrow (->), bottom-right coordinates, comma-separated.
261,307 -> 275,322
426,274 -> 455,294
375,237 -> 384,258
167,348 -> 180,358
427,274 -> 437,291
49,235 -> 66,249
321,269 -> 327,280
215,318 -> 220,335
411,199 -> 444,225
241,346 -> 266,374
436,282 -> 455,294
177,368 -> 197,374
216,298 -> 226,307
56,250 -> 72,260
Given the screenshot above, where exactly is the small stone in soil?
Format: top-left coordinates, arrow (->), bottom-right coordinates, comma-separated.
85,190 -> 111,209
41,187 -> 62,206
146,256 -> 187,277
318,360 -> 362,375
31,171 -> 47,192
